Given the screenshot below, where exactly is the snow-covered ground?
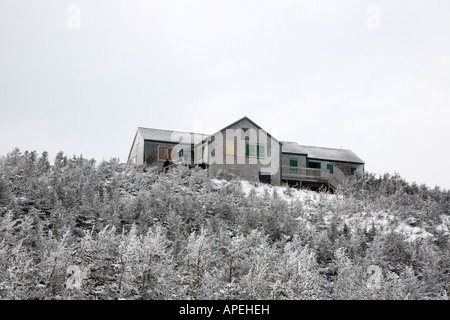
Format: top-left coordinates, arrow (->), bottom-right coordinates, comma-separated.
211,178 -> 449,242
212,178 -> 340,203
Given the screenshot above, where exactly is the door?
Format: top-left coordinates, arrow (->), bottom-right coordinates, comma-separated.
259,171 -> 271,184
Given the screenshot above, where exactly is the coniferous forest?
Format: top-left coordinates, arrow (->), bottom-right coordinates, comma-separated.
0,148 -> 449,300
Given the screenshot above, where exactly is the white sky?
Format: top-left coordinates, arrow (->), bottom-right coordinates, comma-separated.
1,0 -> 449,190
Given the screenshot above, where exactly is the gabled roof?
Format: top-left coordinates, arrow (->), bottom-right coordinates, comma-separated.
137,127 -> 209,145
281,141 -> 364,164
195,116 -> 282,146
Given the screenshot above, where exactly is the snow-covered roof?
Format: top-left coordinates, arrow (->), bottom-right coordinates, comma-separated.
137,127 -> 209,145
281,141 -> 364,164
281,141 -> 309,155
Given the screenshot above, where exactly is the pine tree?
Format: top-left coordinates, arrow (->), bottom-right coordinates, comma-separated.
277,237 -> 324,299
331,247 -> 367,299
179,228 -> 217,299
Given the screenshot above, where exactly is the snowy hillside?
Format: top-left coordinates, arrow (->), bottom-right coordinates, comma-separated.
212,178 -> 448,244
0,149 -> 449,300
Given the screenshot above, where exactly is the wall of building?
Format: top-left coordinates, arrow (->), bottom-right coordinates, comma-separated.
307,159 -> 364,188
206,119 -> 281,185
145,141 -> 174,169
142,140 -> 194,168
280,153 -> 365,189
281,153 -> 307,170
326,161 -> 364,177
128,132 -> 144,165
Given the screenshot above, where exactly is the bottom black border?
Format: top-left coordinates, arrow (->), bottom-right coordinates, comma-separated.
0,300 -> 446,319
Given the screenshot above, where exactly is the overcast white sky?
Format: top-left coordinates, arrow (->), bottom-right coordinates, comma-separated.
1,0 -> 449,190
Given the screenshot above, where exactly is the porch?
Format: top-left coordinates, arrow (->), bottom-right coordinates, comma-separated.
281,166 -> 344,191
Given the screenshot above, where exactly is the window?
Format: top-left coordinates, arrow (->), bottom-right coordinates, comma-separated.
327,164 -> 334,174
236,142 -> 245,157
257,145 -> 265,158
168,148 -> 173,161
158,147 -> 168,161
245,143 -> 265,158
350,166 -> 357,175
289,158 -> 298,173
290,159 -> 298,167
180,149 -> 189,161
246,143 -> 256,157
226,141 -> 235,156
307,161 -> 321,169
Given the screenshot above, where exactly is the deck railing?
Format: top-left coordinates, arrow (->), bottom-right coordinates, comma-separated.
282,165 -> 351,189
282,166 -> 325,180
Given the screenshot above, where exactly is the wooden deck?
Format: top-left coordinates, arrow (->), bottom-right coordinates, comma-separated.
281,166 -> 347,190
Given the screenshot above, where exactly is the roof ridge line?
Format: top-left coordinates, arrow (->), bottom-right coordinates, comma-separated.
301,145 -> 352,151
281,141 -> 352,152
138,127 -> 209,136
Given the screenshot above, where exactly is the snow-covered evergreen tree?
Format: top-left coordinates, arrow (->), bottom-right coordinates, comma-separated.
0,149 -> 449,300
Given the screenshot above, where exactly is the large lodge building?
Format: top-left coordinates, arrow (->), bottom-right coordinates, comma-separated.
128,116 -> 364,191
